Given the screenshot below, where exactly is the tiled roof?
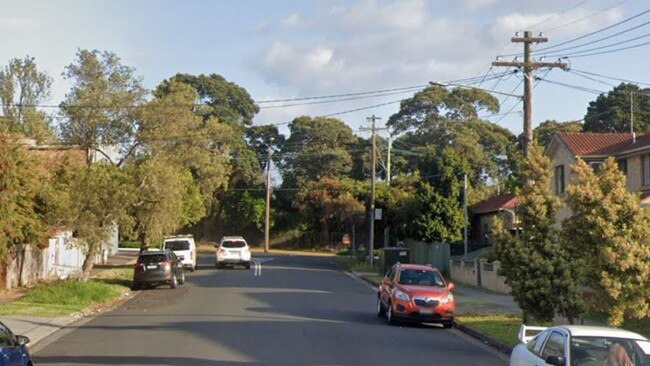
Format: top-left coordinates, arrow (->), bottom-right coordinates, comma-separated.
557,132 -> 638,157
472,193 -> 517,215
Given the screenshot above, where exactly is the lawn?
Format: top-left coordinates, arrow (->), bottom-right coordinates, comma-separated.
456,313 -> 524,347
0,268 -> 132,317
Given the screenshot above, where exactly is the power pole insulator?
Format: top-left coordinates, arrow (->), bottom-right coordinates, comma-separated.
492,30 -> 567,158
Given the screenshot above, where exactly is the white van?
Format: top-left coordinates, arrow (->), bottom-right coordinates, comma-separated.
162,235 -> 197,271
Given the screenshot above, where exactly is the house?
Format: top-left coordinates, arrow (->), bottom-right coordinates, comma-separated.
546,132 -> 650,222
471,193 -> 521,246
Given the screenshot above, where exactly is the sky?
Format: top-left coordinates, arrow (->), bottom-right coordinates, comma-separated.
1,0 -> 648,141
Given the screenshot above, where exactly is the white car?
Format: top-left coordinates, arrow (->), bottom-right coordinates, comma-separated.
510,324 -> 650,366
162,235 -> 197,271
215,236 -> 251,269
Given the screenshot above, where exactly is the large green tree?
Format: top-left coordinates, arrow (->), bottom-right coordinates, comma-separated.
563,158 -> 650,325
533,120 -> 583,147
280,116 -> 357,188
0,134 -> 49,260
0,56 -> 53,141
60,49 -> 147,164
583,83 -> 650,133
493,144 -> 584,323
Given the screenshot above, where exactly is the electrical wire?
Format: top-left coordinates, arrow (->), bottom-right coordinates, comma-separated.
544,0 -> 630,33
562,38 -> 650,57
541,31 -> 650,58
569,68 -> 650,86
526,0 -> 589,31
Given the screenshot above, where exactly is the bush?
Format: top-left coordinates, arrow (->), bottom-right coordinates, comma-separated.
119,241 -> 140,248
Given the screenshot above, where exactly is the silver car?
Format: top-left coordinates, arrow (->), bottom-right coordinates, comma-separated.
509,324 -> 650,366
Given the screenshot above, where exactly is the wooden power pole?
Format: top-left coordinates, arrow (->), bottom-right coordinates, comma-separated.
264,147 -> 273,253
361,115 -> 385,266
492,31 -> 567,157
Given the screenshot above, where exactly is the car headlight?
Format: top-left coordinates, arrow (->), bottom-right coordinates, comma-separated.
394,290 -> 410,301
440,293 -> 454,304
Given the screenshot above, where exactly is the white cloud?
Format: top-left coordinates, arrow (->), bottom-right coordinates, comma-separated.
460,0 -> 498,11
282,13 -> 301,28
330,0 -> 427,31
0,18 -> 39,33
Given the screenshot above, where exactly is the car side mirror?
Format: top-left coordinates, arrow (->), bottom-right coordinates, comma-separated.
545,355 -> 564,366
382,277 -> 391,285
16,335 -> 29,346
448,282 -> 455,290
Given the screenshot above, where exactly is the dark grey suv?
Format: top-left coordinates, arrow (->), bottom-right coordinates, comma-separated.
132,250 -> 185,290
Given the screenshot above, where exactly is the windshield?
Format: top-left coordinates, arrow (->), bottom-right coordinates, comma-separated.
164,240 -> 190,251
571,337 -> 650,365
222,240 -> 246,248
398,269 -> 445,286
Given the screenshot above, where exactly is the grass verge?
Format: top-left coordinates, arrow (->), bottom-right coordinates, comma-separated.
0,268 -> 132,317
336,257 -> 379,274
456,313 -> 523,347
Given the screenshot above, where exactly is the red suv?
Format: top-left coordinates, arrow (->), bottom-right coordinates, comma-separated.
377,263 -> 455,328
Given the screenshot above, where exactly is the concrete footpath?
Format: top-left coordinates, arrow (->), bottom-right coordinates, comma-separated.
1,249 -> 138,351
3,253 -> 527,354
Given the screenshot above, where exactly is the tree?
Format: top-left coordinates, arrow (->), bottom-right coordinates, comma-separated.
155,73 -> 259,126
533,120 -> 583,147
0,134 -> 49,259
54,163 -> 134,280
563,158 -> 650,325
60,49 -> 147,164
0,56 -> 53,141
295,177 -> 365,245
245,125 -> 285,171
583,83 -> 650,133
387,85 -> 499,134
280,116 -> 357,188
493,144 -> 584,323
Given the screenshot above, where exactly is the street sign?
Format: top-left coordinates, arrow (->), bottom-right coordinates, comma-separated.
342,234 -> 351,246
375,208 -> 382,220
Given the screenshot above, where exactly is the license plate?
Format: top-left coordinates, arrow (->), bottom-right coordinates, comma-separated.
419,308 -> 434,315
146,265 -> 157,270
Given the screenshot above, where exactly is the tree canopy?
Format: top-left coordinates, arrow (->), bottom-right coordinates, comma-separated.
583,83 -> 650,133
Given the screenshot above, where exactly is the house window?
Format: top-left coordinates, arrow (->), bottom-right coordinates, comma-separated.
617,158 -> 628,175
644,154 -> 650,186
554,165 -> 565,195
588,160 -> 604,172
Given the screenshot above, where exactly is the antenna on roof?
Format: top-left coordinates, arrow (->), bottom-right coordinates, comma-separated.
631,91 -> 636,144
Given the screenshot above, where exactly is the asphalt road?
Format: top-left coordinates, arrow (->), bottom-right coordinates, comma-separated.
33,253 -> 508,366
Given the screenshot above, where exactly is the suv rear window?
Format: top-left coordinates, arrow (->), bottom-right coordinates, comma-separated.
164,240 -> 190,251
222,240 -> 246,248
138,254 -> 167,265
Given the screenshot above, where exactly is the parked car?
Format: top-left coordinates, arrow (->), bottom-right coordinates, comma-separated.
377,263 -> 455,328
132,250 -> 186,290
215,236 -> 251,269
509,324 -> 650,366
0,321 -> 32,366
162,235 -> 197,271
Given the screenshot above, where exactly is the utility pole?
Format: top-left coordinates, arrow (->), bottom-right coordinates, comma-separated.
264,147 -> 273,253
360,115 -> 385,266
492,31 -> 567,158
631,91 -> 636,142
386,137 -> 392,185
463,173 -> 468,257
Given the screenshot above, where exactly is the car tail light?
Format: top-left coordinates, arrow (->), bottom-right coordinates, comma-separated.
218,247 -> 227,253
162,260 -> 171,268
135,262 -> 144,270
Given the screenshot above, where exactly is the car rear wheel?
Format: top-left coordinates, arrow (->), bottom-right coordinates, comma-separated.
377,297 -> 386,318
178,272 -> 186,285
131,282 -> 142,291
245,262 -> 251,269
170,274 -> 178,289
443,321 -> 453,329
386,302 -> 397,325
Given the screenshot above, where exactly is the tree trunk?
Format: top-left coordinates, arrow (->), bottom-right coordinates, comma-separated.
81,242 -> 98,281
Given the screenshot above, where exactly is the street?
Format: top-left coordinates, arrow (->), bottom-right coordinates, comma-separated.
33,253 -> 508,366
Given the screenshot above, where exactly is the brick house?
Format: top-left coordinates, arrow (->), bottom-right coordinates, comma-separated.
471,193 -> 520,246
546,132 -> 650,223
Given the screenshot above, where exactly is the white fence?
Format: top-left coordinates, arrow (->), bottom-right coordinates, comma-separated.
4,229 -> 118,290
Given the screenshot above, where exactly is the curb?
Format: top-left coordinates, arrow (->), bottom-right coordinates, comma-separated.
348,270 -> 513,356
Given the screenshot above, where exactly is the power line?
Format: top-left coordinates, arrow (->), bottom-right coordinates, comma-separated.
544,0 -> 630,33
563,38 -> 650,57
569,68 -> 650,86
536,22 -> 650,57
499,7 -> 650,57
526,0 -> 589,31
542,31 -> 650,58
